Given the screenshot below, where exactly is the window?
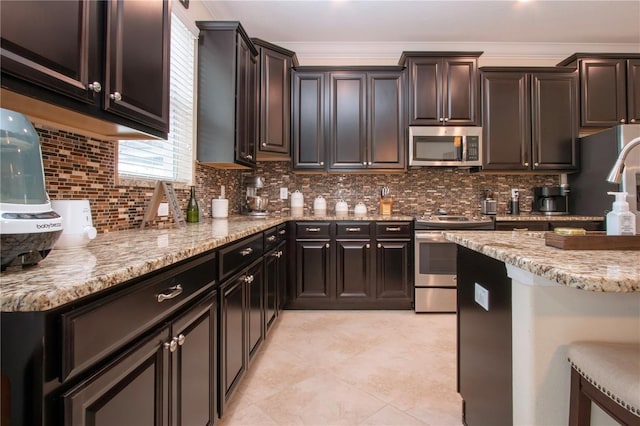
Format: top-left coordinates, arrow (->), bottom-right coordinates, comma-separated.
118,13 -> 197,184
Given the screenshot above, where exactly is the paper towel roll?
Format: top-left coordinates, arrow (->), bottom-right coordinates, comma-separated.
212,199 -> 228,218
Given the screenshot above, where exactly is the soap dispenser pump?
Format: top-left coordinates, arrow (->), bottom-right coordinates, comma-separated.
606,192 -> 637,236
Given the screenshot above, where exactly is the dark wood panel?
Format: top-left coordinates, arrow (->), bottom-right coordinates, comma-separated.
336,239 -> 372,299
375,240 -> 411,299
444,57 -> 478,125
580,59 -> 626,127
295,240 -> 332,299
628,59 -> 640,124
220,276 -> 246,409
481,71 -> 530,170
329,72 -> 367,169
246,261 -> 265,361
409,58 -> 440,124
292,72 -> 325,169
368,72 -> 405,168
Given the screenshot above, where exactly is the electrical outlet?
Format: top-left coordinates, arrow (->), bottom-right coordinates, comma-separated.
280,188 -> 288,200
474,283 -> 489,311
157,202 -> 169,217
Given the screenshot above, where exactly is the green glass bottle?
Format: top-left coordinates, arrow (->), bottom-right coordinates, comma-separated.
186,186 -> 199,223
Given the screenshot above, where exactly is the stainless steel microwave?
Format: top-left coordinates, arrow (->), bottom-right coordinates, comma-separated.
409,126 -> 483,167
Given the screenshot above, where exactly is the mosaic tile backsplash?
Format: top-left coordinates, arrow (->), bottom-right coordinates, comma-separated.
37,126 -> 558,232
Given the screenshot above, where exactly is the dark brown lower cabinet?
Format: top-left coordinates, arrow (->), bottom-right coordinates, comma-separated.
288,221 -> 413,309
219,258 -> 264,416
265,239 -> 287,335
457,246 -> 512,426
63,291 -> 218,426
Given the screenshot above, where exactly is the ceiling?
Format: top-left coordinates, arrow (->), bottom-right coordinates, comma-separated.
200,0 -> 640,65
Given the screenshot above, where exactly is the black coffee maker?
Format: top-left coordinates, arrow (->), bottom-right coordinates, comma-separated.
532,185 -> 570,215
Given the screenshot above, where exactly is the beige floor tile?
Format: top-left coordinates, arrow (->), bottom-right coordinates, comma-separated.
219,310 -> 462,426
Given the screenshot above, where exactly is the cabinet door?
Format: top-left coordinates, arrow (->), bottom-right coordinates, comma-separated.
171,293 -> 217,426
336,239 -> 373,300
375,239 -> 412,300
628,59 -> 640,125
235,33 -> 257,166
264,250 -> 279,333
579,59 -> 627,127
220,275 -> 246,410
258,47 -> 291,155
63,328 -> 170,426
481,72 -> 530,171
104,0 -> 170,133
408,57 -> 441,125
328,72 -> 367,170
295,239 -> 333,299
367,72 -> 405,169
246,261 -> 265,361
276,241 -> 288,312
531,72 -> 578,171
292,72 -> 326,169
443,57 -> 478,125
0,0 -> 101,105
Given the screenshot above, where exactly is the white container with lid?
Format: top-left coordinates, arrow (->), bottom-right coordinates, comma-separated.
335,200 -> 348,217
291,190 -> 304,216
51,200 -> 97,249
313,196 -> 327,216
354,202 -> 367,216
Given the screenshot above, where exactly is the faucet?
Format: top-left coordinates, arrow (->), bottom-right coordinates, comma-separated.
606,136 -> 640,184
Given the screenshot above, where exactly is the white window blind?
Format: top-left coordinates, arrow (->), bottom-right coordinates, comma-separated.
118,13 -> 196,184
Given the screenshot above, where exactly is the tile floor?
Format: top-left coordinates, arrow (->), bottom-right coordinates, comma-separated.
218,310 -> 462,426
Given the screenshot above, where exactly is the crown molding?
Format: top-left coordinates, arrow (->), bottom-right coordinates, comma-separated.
272,41 -> 640,66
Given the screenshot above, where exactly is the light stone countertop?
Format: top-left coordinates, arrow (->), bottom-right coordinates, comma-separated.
493,214 -> 604,222
443,231 -> 640,293
0,214 -> 413,312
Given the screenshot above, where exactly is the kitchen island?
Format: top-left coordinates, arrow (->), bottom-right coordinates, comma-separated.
444,230 -> 640,426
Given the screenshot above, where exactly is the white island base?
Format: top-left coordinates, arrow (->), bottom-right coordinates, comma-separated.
507,265 -> 640,426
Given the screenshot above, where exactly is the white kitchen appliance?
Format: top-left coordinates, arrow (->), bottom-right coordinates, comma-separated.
0,108 -> 62,269
50,200 -> 97,249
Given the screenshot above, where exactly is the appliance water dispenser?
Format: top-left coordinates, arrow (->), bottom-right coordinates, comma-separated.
0,108 -> 62,269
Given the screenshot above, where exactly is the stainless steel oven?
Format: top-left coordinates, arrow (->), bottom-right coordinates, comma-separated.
414,215 -> 493,313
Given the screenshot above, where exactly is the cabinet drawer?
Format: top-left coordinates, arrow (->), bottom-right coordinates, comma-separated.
336,222 -> 373,238
219,233 -> 263,280
376,222 -> 412,237
296,222 -> 331,238
61,251 -> 216,381
276,223 -> 287,242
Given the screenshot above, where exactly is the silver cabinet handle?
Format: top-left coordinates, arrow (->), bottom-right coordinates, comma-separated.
439,117 -> 445,122
306,227 -> 320,232
377,243 -> 382,248
278,229 -> 286,235
325,243 -> 330,248
444,117 -> 449,122
385,227 -> 401,232
244,274 -> 254,284
88,82 -> 102,93
320,161 -> 324,166
240,247 -> 253,256
164,337 -> 178,352
523,162 -> 529,167
177,334 -> 185,346
534,162 -> 539,166
110,92 -> 122,101
366,243 -> 370,249
363,162 -> 366,166
245,154 -> 253,160
157,284 -> 183,303
267,235 -> 276,242
631,119 -> 636,123
278,250 -> 283,257
346,227 -> 361,232
262,142 -> 267,147
620,118 -> 626,123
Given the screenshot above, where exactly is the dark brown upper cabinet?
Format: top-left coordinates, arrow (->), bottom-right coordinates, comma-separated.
399,52 -> 481,126
0,0 -> 170,139
558,54 -> 640,127
252,39 -> 298,160
292,67 -> 405,172
196,21 -> 258,169
481,67 -> 578,172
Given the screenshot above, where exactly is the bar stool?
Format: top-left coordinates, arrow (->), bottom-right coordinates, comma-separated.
568,341 -> 640,426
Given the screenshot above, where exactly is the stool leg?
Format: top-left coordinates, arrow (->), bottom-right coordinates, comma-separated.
569,367 -> 591,426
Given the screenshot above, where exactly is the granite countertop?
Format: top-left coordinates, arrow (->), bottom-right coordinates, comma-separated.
493,214 -> 604,222
444,231 -> 639,293
0,214 -> 413,312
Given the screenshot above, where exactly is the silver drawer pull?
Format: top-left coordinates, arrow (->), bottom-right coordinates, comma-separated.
278,229 -> 286,235
244,274 -> 254,284
306,227 -> 321,232
366,243 -> 370,249
177,334 -> 186,346
325,243 -> 330,248
267,235 -> 276,242
385,227 -> 401,232
377,243 -> 382,248
157,284 -> 183,303
240,247 -> 253,256
346,227 -> 361,232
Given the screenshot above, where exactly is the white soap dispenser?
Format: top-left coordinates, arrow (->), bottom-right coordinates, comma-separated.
606,192 -> 637,236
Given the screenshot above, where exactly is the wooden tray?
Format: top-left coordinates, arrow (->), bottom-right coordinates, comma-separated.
544,231 -> 640,250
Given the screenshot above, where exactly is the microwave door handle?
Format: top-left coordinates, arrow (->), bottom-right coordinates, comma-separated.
461,137 -> 468,162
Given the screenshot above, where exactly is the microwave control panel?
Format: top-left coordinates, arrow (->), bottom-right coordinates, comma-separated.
467,136 -> 480,161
